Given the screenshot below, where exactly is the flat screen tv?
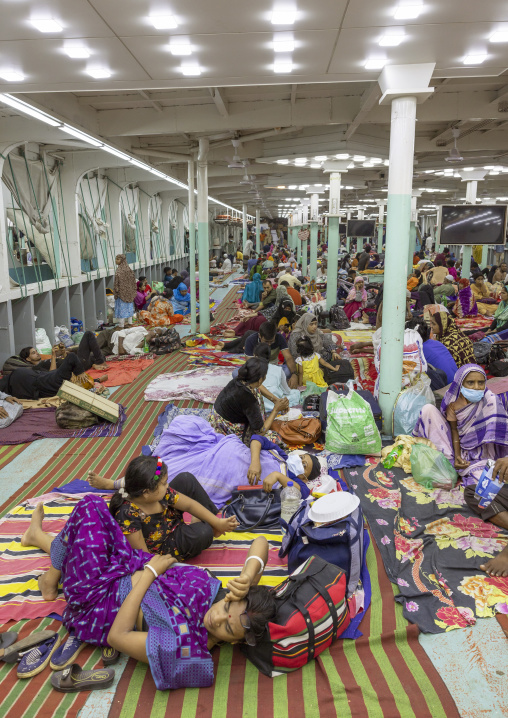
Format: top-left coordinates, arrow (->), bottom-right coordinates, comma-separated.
347,220 -> 376,237
438,205 -> 508,246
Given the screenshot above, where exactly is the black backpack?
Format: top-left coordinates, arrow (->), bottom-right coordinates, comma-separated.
328,304 -> 350,330
302,394 -> 321,412
149,327 -> 181,355
472,342 -> 491,365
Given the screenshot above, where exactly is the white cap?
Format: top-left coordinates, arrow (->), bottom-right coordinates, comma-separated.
445,274 -> 454,281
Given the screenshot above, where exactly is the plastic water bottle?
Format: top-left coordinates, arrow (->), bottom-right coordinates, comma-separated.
383,444 -> 404,469
280,481 -> 301,533
96,311 -> 104,329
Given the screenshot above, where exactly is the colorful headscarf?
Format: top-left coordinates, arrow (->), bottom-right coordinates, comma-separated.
440,364 -> 508,451
494,285 -> 508,324
346,276 -> 368,305
433,311 -> 475,367
243,273 -> 263,303
173,283 -> 190,304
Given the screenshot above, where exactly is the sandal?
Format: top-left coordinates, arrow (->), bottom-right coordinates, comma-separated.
50,634 -> 86,671
51,663 -> 115,692
1,630 -> 56,664
17,634 -> 61,678
101,646 -> 120,666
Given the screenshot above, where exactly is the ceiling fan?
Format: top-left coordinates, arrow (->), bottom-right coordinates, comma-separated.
227,139 -> 247,169
445,129 -> 463,163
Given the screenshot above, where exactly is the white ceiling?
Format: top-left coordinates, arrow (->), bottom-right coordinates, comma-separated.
1,1 -> 508,216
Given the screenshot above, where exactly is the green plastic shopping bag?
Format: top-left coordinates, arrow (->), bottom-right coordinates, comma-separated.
324,389 -> 382,455
409,444 -> 457,490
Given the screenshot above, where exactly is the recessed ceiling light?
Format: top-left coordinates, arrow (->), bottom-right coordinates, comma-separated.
288,185 -> 297,189
271,8 -> 297,25
314,156 -> 327,161
490,30 -> 508,43
393,3 -> 423,20
353,155 -> 366,161
294,157 -> 307,164
463,53 -> 487,65
180,63 -> 201,76
463,167 -> 474,171
61,125 -> 102,146
0,93 -> 59,125
276,159 -> 289,164
0,70 -> 25,82
334,153 -> 349,160
169,38 -> 192,55
273,58 -> 293,73
86,68 -> 111,78
364,58 -> 386,70
149,15 -> 178,29
30,18 -> 63,33
273,34 -> 295,52
64,46 -> 90,59
310,163 -> 321,168
379,31 -> 405,47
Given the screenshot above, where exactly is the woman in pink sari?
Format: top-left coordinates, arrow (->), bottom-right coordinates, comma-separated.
344,276 -> 368,321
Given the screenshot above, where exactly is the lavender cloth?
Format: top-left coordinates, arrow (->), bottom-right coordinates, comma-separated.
414,363 -> 508,485
52,494 -> 220,690
155,415 -> 283,508
0,406 -> 127,445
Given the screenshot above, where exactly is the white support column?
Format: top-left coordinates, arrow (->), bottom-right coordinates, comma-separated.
0,153 -> 10,301
197,139 -> 210,332
301,202 -> 309,276
242,204 -> 248,254
323,161 -> 349,309
377,62 -> 435,432
255,209 -> 260,254
307,189 -> 324,279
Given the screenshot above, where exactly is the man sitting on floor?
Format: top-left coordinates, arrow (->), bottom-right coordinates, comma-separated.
0,348 -> 88,400
244,321 -> 299,389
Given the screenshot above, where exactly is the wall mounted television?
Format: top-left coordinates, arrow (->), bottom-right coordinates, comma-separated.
438,205 -> 508,246
347,220 -> 376,237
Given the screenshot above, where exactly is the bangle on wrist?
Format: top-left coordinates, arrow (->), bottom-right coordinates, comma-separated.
245,555 -> 265,575
144,564 -> 158,580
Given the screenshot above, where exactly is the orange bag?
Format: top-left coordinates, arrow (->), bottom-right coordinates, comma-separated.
272,417 -> 322,446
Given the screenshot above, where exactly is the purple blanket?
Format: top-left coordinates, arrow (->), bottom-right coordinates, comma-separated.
0,405 -> 127,445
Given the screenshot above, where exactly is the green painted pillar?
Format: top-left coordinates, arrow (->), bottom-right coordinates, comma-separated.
378,94 -> 418,433
481,244 -> 489,268
309,223 -> 318,279
187,159 -> 197,333
301,235 -> 308,276
327,216 -> 340,310
461,246 -> 472,279
408,222 -> 417,275
296,226 -> 302,266
255,209 -> 260,254
197,139 -> 210,332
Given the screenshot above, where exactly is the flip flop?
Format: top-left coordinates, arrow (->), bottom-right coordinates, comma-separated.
101,646 -> 120,666
50,634 -> 86,671
0,632 -> 18,652
51,663 -> 115,692
17,634 -> 61,679
1,630 -> 56,664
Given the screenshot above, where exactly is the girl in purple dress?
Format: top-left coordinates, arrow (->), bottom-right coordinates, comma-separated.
21,496 -> 275,690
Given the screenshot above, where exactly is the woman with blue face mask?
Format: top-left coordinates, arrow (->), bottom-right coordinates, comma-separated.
414,364 -> 508,482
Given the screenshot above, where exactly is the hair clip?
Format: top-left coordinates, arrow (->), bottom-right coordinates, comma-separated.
154,457 -> 163,480
119,487 -> 129,499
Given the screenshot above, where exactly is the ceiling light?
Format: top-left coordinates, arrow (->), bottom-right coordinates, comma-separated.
30,18 -> 63,33
64,46 -> 91,59
130,159 -> 151,170
294,158 -> 307,164
149,169 -> 168,178
0,94 -> 60,125
61,125 -> 102,146
271,8 -> 297,25
86,68 -> 111,78
273,57 -> 293,73
273,34 -> 295,52
288,185 -> 297,189
463,166 -> 474,171
335,153 -> 350,159
393,3 -> 423,20
310,163 -> 321,168
149,15 -> 178,29
463,53 -> 487,65
180,63 -> 201,76
353,155 -> 366,161
169,38 -> 192,55
277,185 -> 286,189
490,30 -> 508,43
314,156 -> 327,161
363,162 -> 374,167
0,71 -> 25,82
379,31 -> 405,47
364,58 -> 386,70
276,159 -> 289,164
102,145 -> 131,161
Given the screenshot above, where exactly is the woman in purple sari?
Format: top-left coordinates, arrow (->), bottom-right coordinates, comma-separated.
413,363 -> 508,486
21,496 -> 275,691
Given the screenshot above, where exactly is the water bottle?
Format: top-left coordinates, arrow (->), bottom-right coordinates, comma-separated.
280,481 -> 301,533
96,311 -> 104,330
383,444 -> 404,469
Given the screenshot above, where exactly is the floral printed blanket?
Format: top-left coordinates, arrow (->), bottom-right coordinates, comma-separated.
343,463 -> 508,633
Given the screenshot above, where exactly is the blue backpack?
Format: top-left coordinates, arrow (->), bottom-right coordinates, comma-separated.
279,499 -> 365,597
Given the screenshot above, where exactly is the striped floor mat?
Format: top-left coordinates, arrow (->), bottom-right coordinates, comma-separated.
0,445 -> 26,471
109,530 -> 459,718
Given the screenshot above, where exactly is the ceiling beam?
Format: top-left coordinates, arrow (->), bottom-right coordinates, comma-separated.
489,84 -> 508,107
138,91 -> 163,113
344,83 -> 382,141
209,88 -> 229,117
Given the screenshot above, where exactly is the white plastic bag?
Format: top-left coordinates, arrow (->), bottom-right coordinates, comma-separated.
0,398 -> 23,428
393,373 -> 435,436
35,328 -> 52,355
54,325 -> 74,348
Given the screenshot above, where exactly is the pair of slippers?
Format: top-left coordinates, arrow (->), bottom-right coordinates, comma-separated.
1,630 -> 117,691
